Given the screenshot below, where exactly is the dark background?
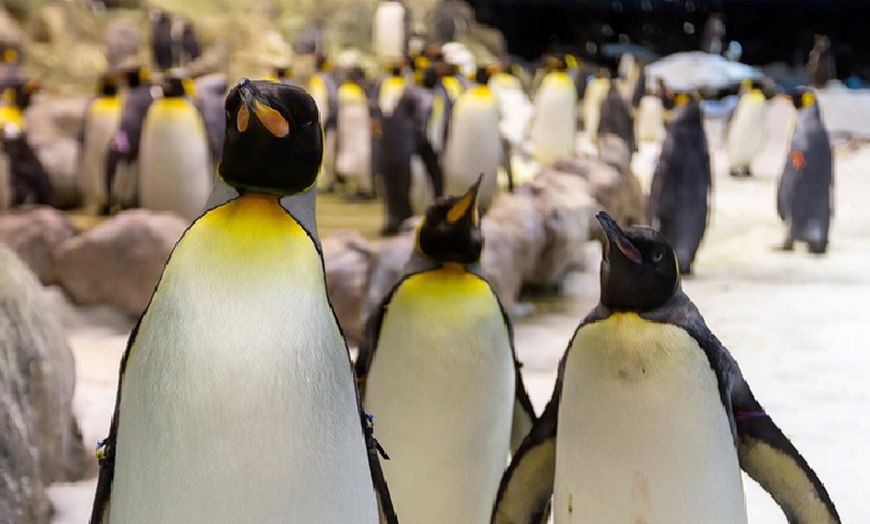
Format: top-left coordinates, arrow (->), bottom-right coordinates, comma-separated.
466,0 -> 870,79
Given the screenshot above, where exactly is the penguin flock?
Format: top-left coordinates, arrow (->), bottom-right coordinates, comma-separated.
85,76 -> 840,523
0,4 -> 841,522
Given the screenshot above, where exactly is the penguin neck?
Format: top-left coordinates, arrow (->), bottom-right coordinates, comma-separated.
202,179 -> 321,249
403,249 -> 483,278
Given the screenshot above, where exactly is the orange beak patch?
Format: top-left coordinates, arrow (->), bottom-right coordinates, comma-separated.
791,151 -> 806,170
253,99 -> 289,138
236,104 -> 250,133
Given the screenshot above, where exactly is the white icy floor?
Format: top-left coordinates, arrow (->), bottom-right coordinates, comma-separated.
49,123 -> 869,522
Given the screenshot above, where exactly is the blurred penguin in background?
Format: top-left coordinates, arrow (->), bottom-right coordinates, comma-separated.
442,66 -> 501,211
138,74 -> 212,221
150,9 -> 173,71
77,72 -> 122,214
598,81 -> 635,173
777,90 -> 833,254
726,80 -> 767,177
335,66 -> 376,200
807,35 -> 836,88
648,95 -> 711,275
373,0 -> 411,63
309,55 -> 340,190
177,19 -> 201,67
582,69 -> 612,145
432,0 -> 468,44
193,72 -> 229,169
528,56 -> 577,167
0,85 -> 52,207
103,66 -> 155,213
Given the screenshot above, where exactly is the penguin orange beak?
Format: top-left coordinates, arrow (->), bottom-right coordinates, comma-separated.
237,79 -> 290,138
447,174 -> 482,225
597,211 -> 642,265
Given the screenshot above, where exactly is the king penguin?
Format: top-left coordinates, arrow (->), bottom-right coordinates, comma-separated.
777,90 -> 833,254
527,57 -> 577,167
357,177 -> 536,524
90,79 -> 395,524
726,80 -> 768,177
138,74 -> 212,221
648,96 -> 711,275
78,73 -> 122,214
491,211 -> 840,524
442,68 -> 502,210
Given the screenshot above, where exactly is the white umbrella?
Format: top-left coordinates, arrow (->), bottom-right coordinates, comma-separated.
646,51 -> 763,92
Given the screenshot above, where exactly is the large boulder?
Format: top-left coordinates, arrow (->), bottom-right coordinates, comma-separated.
482,190 -> 546,310
0,245 -> 92,523
550,157 -> 646,233
360,226 -> 416,328
55,209 -> 187,317
526,170 -> 596,290
0,205 -> 76,285
322,231 -> 372,346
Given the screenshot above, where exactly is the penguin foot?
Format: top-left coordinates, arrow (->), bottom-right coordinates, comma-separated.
347,192 -> 376,203
808,241 -> 828,254
729,166 -> 751,178
380,223 -> 401,237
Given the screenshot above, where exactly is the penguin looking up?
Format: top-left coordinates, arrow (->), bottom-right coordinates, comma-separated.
777,90 -> 833,254
91,79 -> 395,523
358,176 -> 536,524
492,211 -> 840,524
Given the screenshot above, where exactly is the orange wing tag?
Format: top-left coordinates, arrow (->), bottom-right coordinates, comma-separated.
791,151 -> 806,169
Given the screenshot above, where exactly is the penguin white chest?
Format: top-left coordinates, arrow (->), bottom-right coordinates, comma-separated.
109,195 -> 377,523
554,313 -> 747,524
364,268 -> 515,524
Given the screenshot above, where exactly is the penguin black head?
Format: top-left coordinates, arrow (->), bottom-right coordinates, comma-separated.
162,76 -> 188,98
596,211 -> 679,312
98,73 -> 119,97
219,78 -> 322,196
417,176 -> 484,265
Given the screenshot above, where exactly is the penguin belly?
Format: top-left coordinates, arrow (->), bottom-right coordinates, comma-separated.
582,78 -> 610,145
364,269 -> 515,524
109,194 -> 378,523
554,313 -> 747,523
635,95 -> 665,143
443,90 -> 501,208
529,73 -> 576,167
139,98 -> 213,221
373,2 -> 406,61
79,98 -> 121,213
726,94 -> 767,169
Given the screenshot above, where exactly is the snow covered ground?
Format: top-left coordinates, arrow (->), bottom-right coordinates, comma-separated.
49,119 -> 869,522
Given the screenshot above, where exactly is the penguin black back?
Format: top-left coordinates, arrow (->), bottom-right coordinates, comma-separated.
417,176 -> 482,265
219,79 -> 322,195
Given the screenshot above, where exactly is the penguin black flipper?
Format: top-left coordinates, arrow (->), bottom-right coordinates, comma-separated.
491,354 -> 564,524
731,383 -> 840,523
645,294 -> 840,524
493,292 -> 537,454
90,319 -> 143,524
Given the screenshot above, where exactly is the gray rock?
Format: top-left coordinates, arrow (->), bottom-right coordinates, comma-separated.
36,137 -> 81,209
55,209 -> 188,317
104,17 -> 141,71
550,156 -> 646,233
0,205 -> 76,285
0,245 -> 92,523
322,231 -> 372,346
482,190 -> 546,308
527,170 -> 596,289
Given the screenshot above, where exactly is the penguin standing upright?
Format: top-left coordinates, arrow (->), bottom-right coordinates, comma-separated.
358,178 -> 535,524
308,56 -> 339,190
492,212 -> 841,524
334,66 -> 375,199
138,75 -> 212,221
726,80 -> 767,177
777,91 -> 833,254
597,83 -> 635,172
90,80 -> 394,523
582,72 -> 611,145
373,0 -> 410,63
648,97 -> 711,275
193,72 -> 229,170
442,67 -> 501,210
77,73 -> 122,214
150,10 -> 174,70
104,67 -> 155,213
528,57 -> 577,167
0,85 -> 53,207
